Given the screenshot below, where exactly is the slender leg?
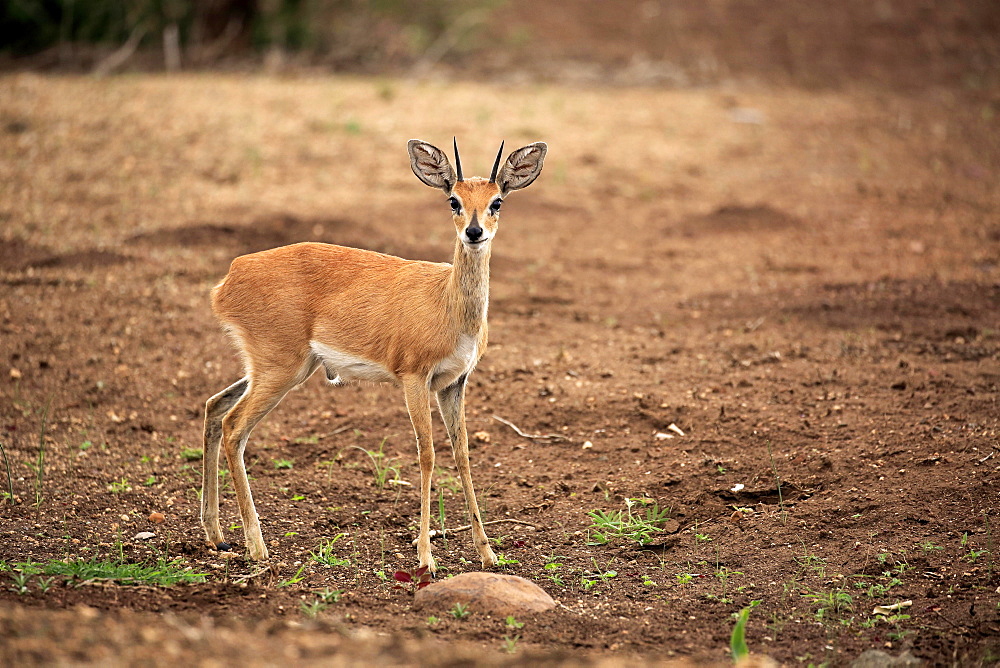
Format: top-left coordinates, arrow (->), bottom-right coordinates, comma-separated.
220,361 -> 314,560
437,375 -> 498,568
201,377 -> 249,548
402,374 -> 437,572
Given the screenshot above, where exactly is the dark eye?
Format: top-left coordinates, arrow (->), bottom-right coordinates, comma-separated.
448,197 -> 461,213
490,199 -> 503,213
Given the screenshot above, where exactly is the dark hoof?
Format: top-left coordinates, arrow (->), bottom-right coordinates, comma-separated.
216,541 -> 233,552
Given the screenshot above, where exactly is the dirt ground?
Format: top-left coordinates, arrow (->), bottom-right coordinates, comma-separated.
1,23 -> 999,667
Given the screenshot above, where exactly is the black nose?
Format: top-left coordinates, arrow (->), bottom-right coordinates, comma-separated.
465,225 -> 483,241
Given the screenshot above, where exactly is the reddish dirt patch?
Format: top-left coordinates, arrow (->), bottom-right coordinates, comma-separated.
1,29 -> 999,668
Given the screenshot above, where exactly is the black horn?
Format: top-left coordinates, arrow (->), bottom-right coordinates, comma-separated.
453,137 -> 464,182
489,140 -> 505,184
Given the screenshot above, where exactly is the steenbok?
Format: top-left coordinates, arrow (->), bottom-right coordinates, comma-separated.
201,138 -> 546,570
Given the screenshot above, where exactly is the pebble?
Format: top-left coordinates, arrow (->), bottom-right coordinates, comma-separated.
134,531 -> 156,541
148,512 -> 165,524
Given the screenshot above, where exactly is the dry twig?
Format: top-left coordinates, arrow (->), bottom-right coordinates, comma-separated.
448,518 -> 537,534
491,415 -> 568,442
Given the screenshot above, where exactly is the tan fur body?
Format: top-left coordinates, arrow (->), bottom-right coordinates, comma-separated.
213,240 -> 489,390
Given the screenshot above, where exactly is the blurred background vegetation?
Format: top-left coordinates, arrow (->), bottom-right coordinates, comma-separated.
0,0 -> 501,72
1,0 -> 998,88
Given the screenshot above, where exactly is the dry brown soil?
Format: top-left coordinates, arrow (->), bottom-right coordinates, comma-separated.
0,66 -> 998,666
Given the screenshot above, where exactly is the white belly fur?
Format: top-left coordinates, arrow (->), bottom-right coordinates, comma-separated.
309,342 -> 395,385
308,335 -> 479,390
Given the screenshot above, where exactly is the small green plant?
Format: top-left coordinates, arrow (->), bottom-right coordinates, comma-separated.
963,548 -> 988,563
317,588 -> 344,603
803,588 -> 853,621
300,599 -> 327,618
273,458 -> 294,470
505,615 -> 524,629
426,615 -> 440,626
143,475 -> 158,487
695,533 -> 712,543
918,541 -> 943,552
180,448 -> 203,461
277,564 -> 308,587
0,440 -> 14,504
353,439 -> 401,489
311,535 -> 350,567
715,566 -> 743,590
676,572 -> 694,584
450,602 -> 471,619
437,488 -> 446,535
766,441 -> 787,524
27,401 -> 51,507
501,634 -> 520,654
730,605 -> 753,662
496,553 -> 520,566
36,576 -> 55,593
587,498 -> 671,545
8,570 -> 31,595
581,559 -> 618,590
107,477 -> 132,493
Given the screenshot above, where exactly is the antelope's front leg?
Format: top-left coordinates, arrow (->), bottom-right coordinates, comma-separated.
437,375 -> 499,568
403,375 -> 437,572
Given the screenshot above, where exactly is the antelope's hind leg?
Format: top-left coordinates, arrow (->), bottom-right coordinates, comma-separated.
219,359 -> 319,560
201,377 -> 249,550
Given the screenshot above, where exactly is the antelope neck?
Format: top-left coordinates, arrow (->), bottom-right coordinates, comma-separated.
449,237 -> 490,334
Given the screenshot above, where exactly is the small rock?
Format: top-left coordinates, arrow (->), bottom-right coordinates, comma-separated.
148,512 -> 165,524
473,431 -> 491,443
413,572 -> 555,616
134,531 -> 156,541
9,368 -> 22,380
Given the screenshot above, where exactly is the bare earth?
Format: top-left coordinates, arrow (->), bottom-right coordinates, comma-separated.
0,69 -> 998,666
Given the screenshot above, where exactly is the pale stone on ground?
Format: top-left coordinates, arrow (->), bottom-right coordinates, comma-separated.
413,572 -> 555,616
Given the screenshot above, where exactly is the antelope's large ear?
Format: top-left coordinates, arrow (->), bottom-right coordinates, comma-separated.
496,142 -> 547,196
407,140 -> 455,193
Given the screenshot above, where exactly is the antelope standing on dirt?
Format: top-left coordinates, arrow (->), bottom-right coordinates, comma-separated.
200,138 -> 547,570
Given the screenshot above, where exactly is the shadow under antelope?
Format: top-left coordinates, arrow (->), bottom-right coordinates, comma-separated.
200,138 -> 546,571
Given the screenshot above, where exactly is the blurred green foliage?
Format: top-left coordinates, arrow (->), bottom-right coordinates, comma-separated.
0,0 -> 499,63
